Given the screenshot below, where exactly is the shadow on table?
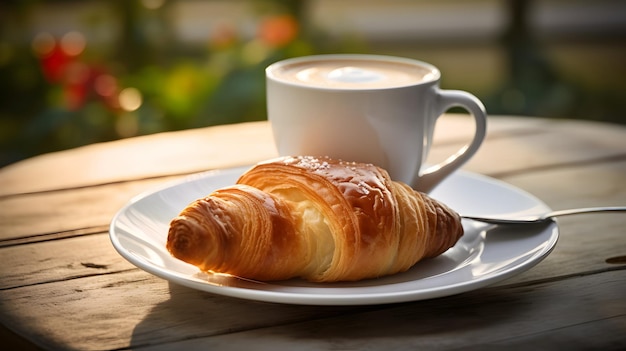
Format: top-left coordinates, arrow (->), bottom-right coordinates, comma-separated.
129,280 -> 527,349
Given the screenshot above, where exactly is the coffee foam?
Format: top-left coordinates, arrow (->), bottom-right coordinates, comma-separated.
270,59 -> 437,89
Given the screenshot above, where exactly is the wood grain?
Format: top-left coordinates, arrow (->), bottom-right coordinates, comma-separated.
140,272 -> 626,351
0,122 -> 276,197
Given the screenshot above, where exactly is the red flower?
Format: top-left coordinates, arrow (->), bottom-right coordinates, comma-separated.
258,14 -> 298,48
40,44 -> 73,83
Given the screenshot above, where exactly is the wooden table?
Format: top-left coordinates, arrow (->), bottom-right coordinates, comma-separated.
1,114 -> 625,350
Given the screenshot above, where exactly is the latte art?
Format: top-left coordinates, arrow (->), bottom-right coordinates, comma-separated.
327,67 -> 384,83
271,59 -> 437,89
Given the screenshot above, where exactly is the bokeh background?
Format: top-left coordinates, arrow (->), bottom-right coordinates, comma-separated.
1,0 -> 625,168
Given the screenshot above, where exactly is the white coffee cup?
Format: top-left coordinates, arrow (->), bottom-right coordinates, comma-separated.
265,54 -> 487,192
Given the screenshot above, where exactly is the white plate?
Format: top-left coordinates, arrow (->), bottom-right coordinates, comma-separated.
110,167 -> 559,305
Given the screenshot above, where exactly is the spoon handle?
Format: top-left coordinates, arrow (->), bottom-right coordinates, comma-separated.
463,206 -> 626,225
539,206 -> 626,220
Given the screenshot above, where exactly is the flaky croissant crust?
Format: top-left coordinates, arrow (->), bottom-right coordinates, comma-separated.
167,156 -> 463,282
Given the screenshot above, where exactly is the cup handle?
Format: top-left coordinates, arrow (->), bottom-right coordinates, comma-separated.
412,90 -> 487,192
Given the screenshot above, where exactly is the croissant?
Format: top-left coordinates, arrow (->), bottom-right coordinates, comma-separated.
167,156 -> 463,282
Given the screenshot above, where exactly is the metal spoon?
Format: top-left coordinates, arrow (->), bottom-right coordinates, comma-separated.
462,206 -> 626,225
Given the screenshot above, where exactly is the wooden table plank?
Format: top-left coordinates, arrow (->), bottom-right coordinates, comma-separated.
0,177 -> 181,241
2,263 -> 623,350
0,115 -> 554,197
431,118 -> 626,178
0,234 -> 132,290
0,122 -> 277,197
501,159 -> 626,209
114,271 -> 626,350
0,270 -> 357,350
